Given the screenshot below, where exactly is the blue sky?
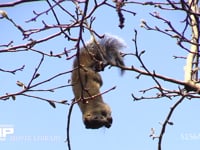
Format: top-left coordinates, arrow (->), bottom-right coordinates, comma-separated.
0,0 -> 200,150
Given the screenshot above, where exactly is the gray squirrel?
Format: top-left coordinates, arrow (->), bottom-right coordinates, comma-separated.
71,34 -> 126,129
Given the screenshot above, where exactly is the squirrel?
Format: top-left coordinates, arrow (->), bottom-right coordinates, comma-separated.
71,34 -> 126,129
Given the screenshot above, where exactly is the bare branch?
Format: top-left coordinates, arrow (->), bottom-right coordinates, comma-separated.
65,99 -> 75,150
27,54 -> 44,88
0,65 -> 25,74
158,96 -> 185,150
21,93 -> 70,106
0,0 -> 43,7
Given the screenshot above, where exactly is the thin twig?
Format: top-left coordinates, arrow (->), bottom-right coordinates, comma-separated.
0,65 -> 25,74
65,100 -> 75,150
158,96 -> 185,150
0,0 -> 43,7
27,54 -> 44,88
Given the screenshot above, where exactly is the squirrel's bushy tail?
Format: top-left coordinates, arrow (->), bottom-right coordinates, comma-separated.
98,33 -> 126,73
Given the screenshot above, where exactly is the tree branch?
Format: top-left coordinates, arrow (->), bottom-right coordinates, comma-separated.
0,0 -> 43,7
158,96 -> 185,150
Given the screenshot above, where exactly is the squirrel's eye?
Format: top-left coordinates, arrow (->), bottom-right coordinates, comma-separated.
101,111 -> 107,117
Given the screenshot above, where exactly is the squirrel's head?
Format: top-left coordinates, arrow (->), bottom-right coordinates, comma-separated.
82,103 -> 112,129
